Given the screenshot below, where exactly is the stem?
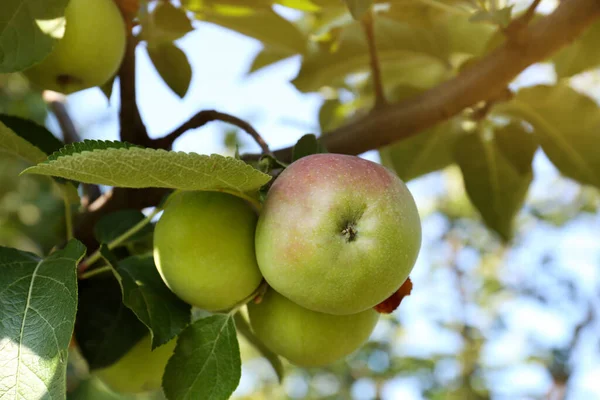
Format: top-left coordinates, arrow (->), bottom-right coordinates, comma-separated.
361,11 -> 387,109
226,281 -> 269,316
63,193 -> 73,241
79,207 -> 162,271
79,265 -> 113,280
217,189 -> 262,211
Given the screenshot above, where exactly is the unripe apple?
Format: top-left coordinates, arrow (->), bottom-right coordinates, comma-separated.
255,153 -> 421,315
23,0 -> 126,94
153,191 -> 263,311
95,335 -> 175,394
247,289 -> 379,367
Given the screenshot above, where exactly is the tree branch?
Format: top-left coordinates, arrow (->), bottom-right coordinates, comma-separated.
154,110 -> 273,155
246,0 -> 600,161
361,11 -> 387,109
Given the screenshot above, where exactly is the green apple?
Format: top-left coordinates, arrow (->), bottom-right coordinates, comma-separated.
153,190 -> 263,311
23,0 -> 126,94
247,288 -> 379,367
255,153 -> 421,315
95,335 -> 175,394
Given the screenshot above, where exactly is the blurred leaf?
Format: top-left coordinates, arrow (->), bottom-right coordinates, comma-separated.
184,2 -> 306,54
469,6 -> 513,27
454,124 -> 535,240
438,14 -> 497,56
23,140 -> 271,193
0,0 -> 69,72
147,43 -> 192,98
380,118 -> 467,182
0,114 -> 64,155
233,313 -> 284,382
248,47 -> 294,74
0,119 -> 49,164
318,98 -> 345,132
343,0 -> 372,20
276,0 -> 321,11
553,21 -> 600,78
0,240 -> 85,400
163,315 -> 241,400
75,273 -> 148,370
142,2 -> 194,45
94,209 -> 153,245
112,254 -> 191,349
497,84 -> 600,188
292,133 -> 327,161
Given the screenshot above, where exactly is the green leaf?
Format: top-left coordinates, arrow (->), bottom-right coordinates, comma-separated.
75,273 -> 148,370
147,43 -> 192,98
292,133 -> 327,161
23,141 -> 271,193
497,84 -> 600,188
163,315 -> 241,400
454,124 -> 536,240
343,0 -> 372,20
233,313 -> 284,382
185,3 -> 306,54
469,6 -> 513,28
275,0 -> 321,11
553,22 -> 600,78
0,240 -> 85,400
142,2 -> 194,45
94,210 -> 153,245
113,254 -> 191,349
46,140 -> 140,161
380,118 -> 467,182
0,119 -> 49,164
0,114 -> 64,155
0,0 -> 69,72
247,47 -> 294,74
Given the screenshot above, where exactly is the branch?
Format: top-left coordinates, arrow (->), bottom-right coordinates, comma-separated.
246,0 -> 600,161
154,110 -> 273,155
504,0 -> 543,44
361,11 -> 387,108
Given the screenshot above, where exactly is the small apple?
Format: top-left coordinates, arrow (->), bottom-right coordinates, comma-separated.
255,153 -> 421,315
95,335 -> 175,394
23,0 -> 126,94
153,191 -> 263,311
247,288 -> 379,367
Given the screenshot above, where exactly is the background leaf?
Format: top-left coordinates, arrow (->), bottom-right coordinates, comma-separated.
24,142 -> 271,193
162,315 -> 241,400
0,0 -> 69,72
292,134 -> 327,161
553,21 -> 600,78
0,240 -> 85,400
94,209 -> 153,245
454,124 -> 536,240
0,114 -> 64,155
142,2 -> 194,45
114,255 -> 191,349
147,43 -> 193,98
343,0 -> 373,20
0,120 -> 49,164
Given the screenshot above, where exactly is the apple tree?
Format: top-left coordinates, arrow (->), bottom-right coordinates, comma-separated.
1,0 -> 600,399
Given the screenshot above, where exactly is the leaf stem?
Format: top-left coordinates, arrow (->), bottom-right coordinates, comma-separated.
226,281 -> 269,316
63,192 -> 73,241
79,207 -> 162,273
361,11 -> 387,109
79,265 -> 113,280
217,189 -> 262,212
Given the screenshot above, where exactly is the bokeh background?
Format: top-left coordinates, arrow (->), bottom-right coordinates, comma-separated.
1,0 -> 600,398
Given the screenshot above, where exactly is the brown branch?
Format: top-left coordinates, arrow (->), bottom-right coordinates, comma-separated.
504,0 -> 543,44
361,11 -> 387,109
154,110 -> 273,155
244,0 -> 600,161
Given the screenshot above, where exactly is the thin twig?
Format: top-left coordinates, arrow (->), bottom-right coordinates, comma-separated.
79,265 -> 112,280
504,0 -> 543,44
361,11 -> 387,109
154,110 -> 273,156
63,193 -> 73,241
43,91 -> 79,144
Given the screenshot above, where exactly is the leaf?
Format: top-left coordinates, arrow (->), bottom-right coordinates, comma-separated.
0,119 -> 49,164
147,43 -> 193,98
247,47 -> 294,74
47,139 -> 140,161
380,118 -> 467,182
163,315 -> 241,400
113,254 -> 191,349
233,313 -> 284,382
0,0 -> 69,72
75,273 -> 148,370
292,134 -> 327,161
185,3 -> 306,54
275,0 -> 321,11
343,0 -> 372,20
142,2 -> 194,45
553,21 -> 600,78
469,6 -> 513,28
23,140 -> 272,193
0,114 -> 64,155
454,124 -> 536,240
0,240 -> 85,400
94,209 -> 153,245
497,84 -> 600,188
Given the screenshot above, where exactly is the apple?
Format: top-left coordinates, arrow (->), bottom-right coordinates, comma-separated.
153,191 -> 263,311
247,288 -> 379,367
255,153 -> 421,315
23,0 -> 126,94
95,335 -> 175,394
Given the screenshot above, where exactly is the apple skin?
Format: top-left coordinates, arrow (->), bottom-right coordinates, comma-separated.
23,0 -> 126,94
255,153 -> 421,315
247,288 -> 379,367
95,335 -> 175,394
153,191 -> 263,311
